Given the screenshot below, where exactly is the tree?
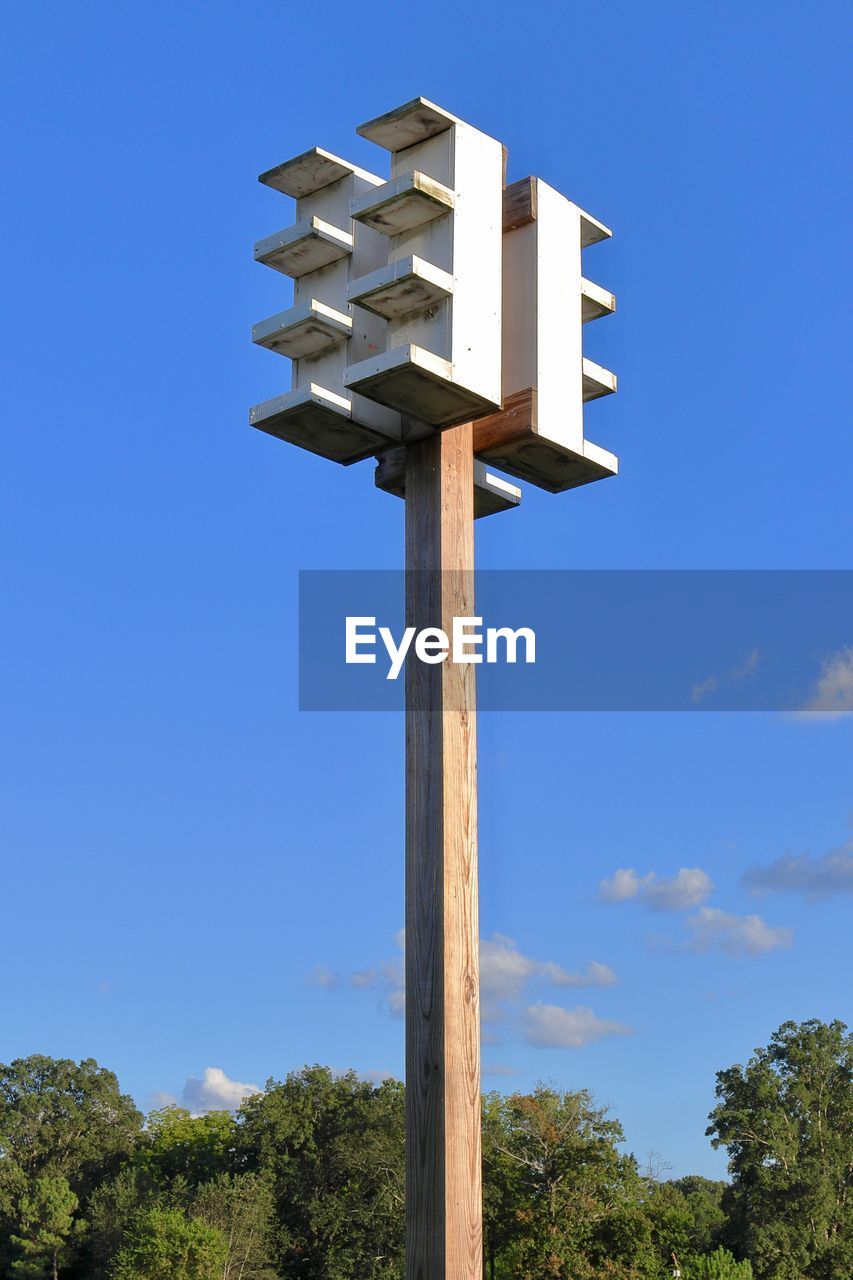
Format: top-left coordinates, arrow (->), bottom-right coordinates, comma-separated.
0,1056 -> 142,1193
238,1066 -> 404,1279
111,1207 -> 228,1280
482,1092 -> 526,1280
83,1165 -> 154,1279
0,1056 -> 143,1277
139,1106 -> 239,1189
480,1085 -> 658,1279
685,1247 -> 753,1279
643,1176 -> 727,1273
670,1177 -> 728,1256
8,1176 -> 78,1280
707,1018 -> 852,1280
191,1172 -> 279,1278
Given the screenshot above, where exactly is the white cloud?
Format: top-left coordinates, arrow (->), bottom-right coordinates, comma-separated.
350,969 -> 379,989
797,647 -> 853,720
599,867 -> 713,911
360,1068 -> 395,1085
483,1063 -> 521,1078
387,982 -> 405,1018
522,1003 -> 631,1049
182,1067 -> 261,1115
550,959 -> 618,988
315,929 -> 614,1022
149,1090 -> 178,1109
480,933 -> 617,1004
741,842 -> 853,899
598,868 -> 643,902
309,965 -> 340,988
685,907 -> 793,956
479,933 -> 537,999
692,647 -> 760,704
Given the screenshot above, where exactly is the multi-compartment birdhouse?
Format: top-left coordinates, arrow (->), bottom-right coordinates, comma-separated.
473,176 -> 618,492
250,96 -> 618,506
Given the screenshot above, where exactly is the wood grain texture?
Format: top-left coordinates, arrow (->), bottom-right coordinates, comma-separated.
405,424 -> 482,1280
471,388 -> 537,453
502,176 -> 536,231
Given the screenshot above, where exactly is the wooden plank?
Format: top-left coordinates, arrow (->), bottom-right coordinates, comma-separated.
405,424 -> 481,1280
502,176 -> 536,231
471,388 -> 537,453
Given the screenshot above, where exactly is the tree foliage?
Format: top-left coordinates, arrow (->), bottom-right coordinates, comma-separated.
238,1066 -> 404,1280
191,1172 -> 279,1279
8,1177 -> 78,1280
0,1021 -> 848,1280
0,1056 -> 143,1278
685,1247 -> 754,1279
111,1207 -> 227,1280
707,1018 -> 852,1280
482,1085 -> 658,1279
0,1057 -> 142,1189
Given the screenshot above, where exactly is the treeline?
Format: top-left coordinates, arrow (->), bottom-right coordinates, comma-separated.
0,1020 -> 848,1280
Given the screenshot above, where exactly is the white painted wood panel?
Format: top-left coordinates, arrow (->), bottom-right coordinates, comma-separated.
345,97 -> 503,430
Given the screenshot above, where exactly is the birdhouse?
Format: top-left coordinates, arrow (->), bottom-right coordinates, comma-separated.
473,177 -> 618,492
250,148 -> 403,463
344,98 -> 504,431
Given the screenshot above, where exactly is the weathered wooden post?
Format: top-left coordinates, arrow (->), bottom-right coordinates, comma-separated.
250,95 -> 618,1280
405,423 -> 481,1278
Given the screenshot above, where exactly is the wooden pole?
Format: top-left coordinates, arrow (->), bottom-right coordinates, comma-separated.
405,422 -> 482,1280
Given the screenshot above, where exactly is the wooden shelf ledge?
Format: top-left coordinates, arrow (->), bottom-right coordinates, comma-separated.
252,301 -> 352,359
582,357 -> 617,402
346,344 -> 499,429
350,171 -> 454,236
348,256 -> 453,320
254,217 -> 353,278
259,147 -> 382,199
357,97 -> 459,151
581,278 -> 616,323
249,384 -> 393,465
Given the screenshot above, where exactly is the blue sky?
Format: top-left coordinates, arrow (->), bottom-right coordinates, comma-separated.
1,1 -> 851,1177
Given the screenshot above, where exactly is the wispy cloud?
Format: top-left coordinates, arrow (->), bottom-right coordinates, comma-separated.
480,933 -> 617,1001
522,1003 -> 632,1049
350,969 -> 379,989
309,965 -> 340,989
599,867 -> 713,911
483,1063 -> 522,1078
181,1067 -> 260,1115
796,647 -> 853,720
314,931 -> 618,1029
741,841 -> 853,899
685,907 -> 792,956
692,646 -> 760,704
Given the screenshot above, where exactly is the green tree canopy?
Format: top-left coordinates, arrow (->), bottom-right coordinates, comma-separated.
0,1055 -> 143,1278
642,1175 -> 727,1272
111,1207 -> 227,1280
238,1066 -> 404,1280
686,1246 -> 754,1279
9,1176 -> 78,1280
0,1056 -> 142,1193
707,1018 -> 852,1280
191,1171 -> 279,1279
481,1085 -> 658,1279
139,1106 -> 239,1189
